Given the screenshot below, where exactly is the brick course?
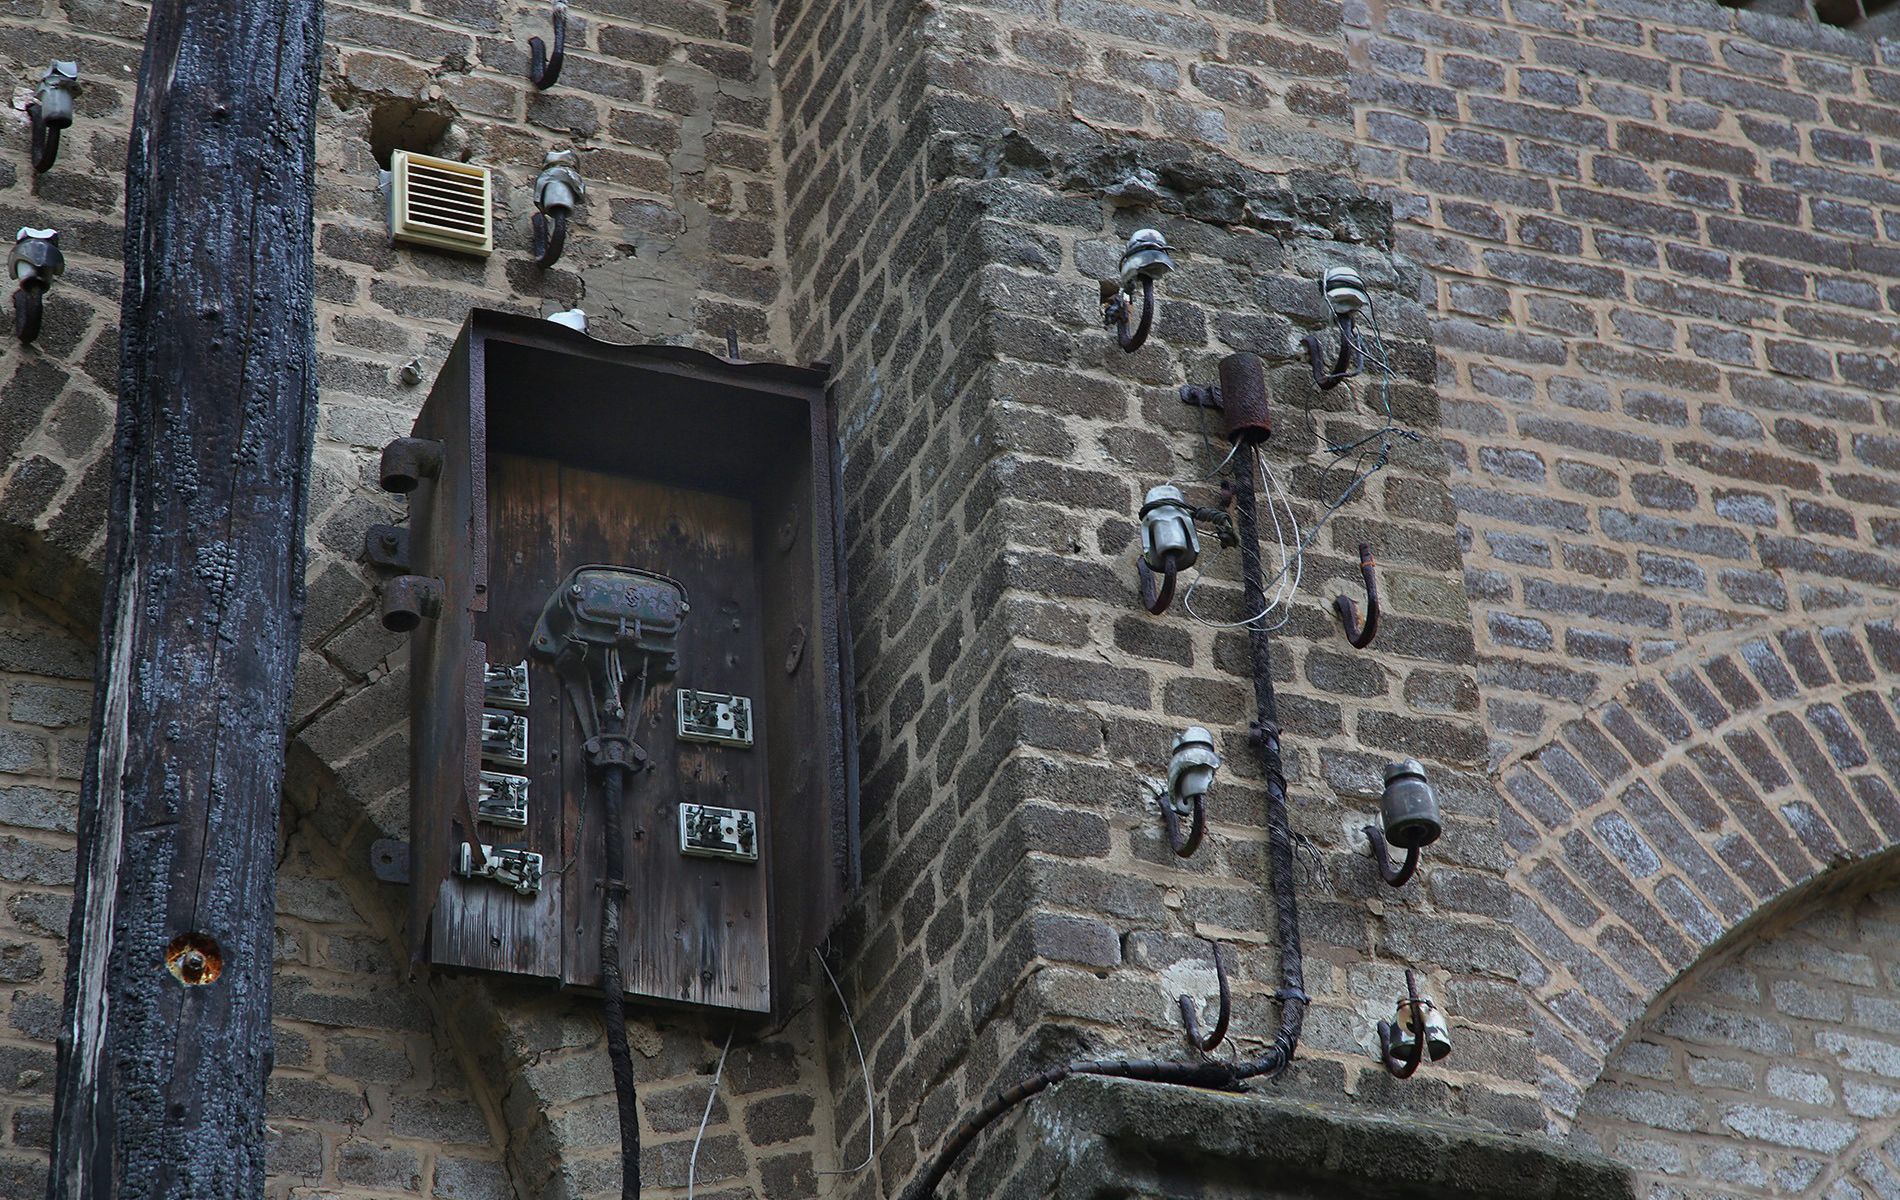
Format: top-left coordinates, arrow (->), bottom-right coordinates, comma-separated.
1579,880 -> 1900,1200
0,0 -> 1896,1195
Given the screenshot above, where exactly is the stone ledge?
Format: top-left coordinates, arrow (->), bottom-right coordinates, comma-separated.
1011,1076 -> 1633,1199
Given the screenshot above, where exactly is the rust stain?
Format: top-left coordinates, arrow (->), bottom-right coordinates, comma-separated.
164,933 -> 222,986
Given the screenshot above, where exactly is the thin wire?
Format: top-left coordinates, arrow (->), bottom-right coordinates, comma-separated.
815,949 -> 877,1177
1164,436 -> 1244,490
1177,293 -> 1422,633
1182,448 -> 1305,631
686,1027 -> 734,1199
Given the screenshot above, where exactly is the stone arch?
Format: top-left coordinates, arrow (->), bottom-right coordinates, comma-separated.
1574,859 -> 1900,1199
1493,606 -> 1900,1128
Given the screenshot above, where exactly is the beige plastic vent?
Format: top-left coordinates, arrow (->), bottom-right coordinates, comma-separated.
388,151 -> 493,256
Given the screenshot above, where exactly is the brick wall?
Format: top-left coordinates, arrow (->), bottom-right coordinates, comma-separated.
1577,872 -> 1900,1199
774,1 -> 1550,1193
0,0 -> 1897,1195
1350,0 -> 1900,1133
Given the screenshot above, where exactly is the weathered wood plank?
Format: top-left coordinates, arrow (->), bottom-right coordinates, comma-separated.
47,2 -> 324,1196
556,469 -> 772,1012
431,453 -> 565,979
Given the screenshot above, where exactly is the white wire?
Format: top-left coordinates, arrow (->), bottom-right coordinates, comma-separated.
1176,291 -> 1421,633
686,1028 -> 734,1199
1164,436 -> 1244,491
814,949 -> 876,1177
1181,449 -> 1307,631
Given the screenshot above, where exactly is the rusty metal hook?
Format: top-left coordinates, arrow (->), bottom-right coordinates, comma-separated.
1302,310 -> 1361,391
1365,822 -> 1420,888
531,209 -> 567,268
1335,542 -> 1380,649
1159,790 -> 1206,858
529,0 -> 567,90
1179,940 -> 1231,1053
1102,275 -> 1157,352
1136,551 -> 1180,616
28,107 -> 61,174
13,284 -> 43,344
1377,969 -> 1427,1079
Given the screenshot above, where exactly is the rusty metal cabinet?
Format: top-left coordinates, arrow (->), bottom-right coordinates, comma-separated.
371,309 -> 855,1018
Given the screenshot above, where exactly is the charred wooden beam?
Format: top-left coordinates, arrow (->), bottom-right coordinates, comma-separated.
47,2 -> 323,1196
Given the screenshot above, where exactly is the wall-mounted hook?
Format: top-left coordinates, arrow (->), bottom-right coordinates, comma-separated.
9,227 -> 62,344
1301,266 -> 1368,391
1377,969 -> 1450,1078
1365,759 -> 1440,889
531,148 -> 584,268
1365,822 -> 1420,888
1101,228 -> 1172,352
1137,555 -> 1178,616
1335,542 -> 1380,649
1159,786 -> 1205,857
1155,724 -> 1218,854
1178,940 -> 1232,1053
28,62 -> 79,174
528,0 -> 567,90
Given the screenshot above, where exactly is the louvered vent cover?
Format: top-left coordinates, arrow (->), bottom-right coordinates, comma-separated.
389,151 -> 493,256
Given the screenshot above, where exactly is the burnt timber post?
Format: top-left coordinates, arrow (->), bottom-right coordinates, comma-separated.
46,2 -> 324,1196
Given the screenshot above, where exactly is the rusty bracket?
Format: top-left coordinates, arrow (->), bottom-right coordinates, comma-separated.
529,0 -> 567,89
1335,542 -> 1381,650
1136,553 -> 1180,617
1179,382 -> 1222,411
380,574 -> 444,633
1178,940 -> 1232,1054
379,437 -> 444,494
362,524 -> 412,573
1101,275 -> 1157,352
1303,310 -> 1363,391
1365,822 -> 1421,888
370,838 -> 411,885
1158,788 -> 1206,857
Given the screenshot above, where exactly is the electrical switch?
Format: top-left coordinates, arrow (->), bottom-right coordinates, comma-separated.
477,771 -> 530,827
456,842 -> 544,895
484,660 -> 530,709
679,803 -> 759,862
677,690 -> 754,748
480,710 -> 528,767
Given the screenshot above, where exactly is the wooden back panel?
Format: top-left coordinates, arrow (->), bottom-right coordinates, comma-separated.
405,310 -> 850,1019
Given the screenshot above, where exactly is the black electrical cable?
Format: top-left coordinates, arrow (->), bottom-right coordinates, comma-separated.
600,759 -> 642,1200
1232,450 -> 1310,1059
898,453 -> 1307,1200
